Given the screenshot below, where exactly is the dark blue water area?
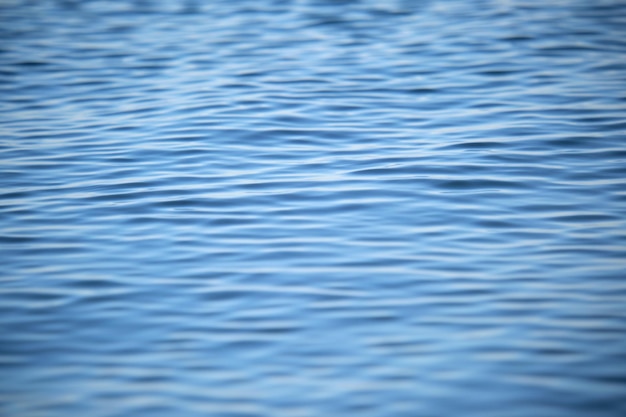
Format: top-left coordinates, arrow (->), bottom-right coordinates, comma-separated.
1,0 -> 626,415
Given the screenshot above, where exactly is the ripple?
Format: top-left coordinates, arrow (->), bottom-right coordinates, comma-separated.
2,0 -> 626,416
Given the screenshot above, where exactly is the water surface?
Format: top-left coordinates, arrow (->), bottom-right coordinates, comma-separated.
1,0 -> 626,416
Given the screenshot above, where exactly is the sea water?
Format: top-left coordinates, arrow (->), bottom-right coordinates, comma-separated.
1,1 -> 626,416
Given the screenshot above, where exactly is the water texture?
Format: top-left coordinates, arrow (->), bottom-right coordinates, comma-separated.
1,0 -> 626,415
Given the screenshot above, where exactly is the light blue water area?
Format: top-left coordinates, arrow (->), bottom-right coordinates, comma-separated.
1,0 -> 626,415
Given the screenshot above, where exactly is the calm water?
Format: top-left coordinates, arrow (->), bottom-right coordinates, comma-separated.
1,0 -> 626,415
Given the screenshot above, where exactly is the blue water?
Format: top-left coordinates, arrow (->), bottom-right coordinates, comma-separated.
1,0 -> 626,415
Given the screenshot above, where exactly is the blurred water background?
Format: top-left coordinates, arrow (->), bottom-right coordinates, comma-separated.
1,0 -> 626,416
